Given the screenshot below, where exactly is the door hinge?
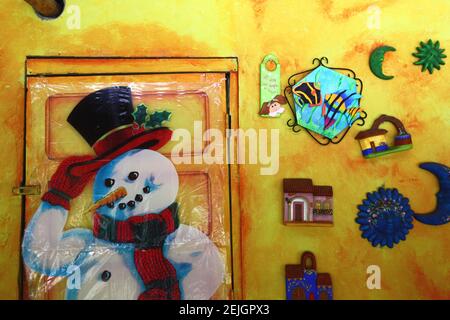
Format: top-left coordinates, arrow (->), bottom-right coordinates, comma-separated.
12,185 -> 41,196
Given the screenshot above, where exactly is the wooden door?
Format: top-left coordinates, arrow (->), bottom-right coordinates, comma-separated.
294,203 -> 304,222
22,58 -> 240,299
292,287 -> 306,300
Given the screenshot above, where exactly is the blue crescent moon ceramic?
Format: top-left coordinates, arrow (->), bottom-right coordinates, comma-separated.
356,187 -> 414,248
413,162 -> 450,226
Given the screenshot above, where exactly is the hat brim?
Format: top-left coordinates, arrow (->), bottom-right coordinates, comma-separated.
68,127 -> 172,177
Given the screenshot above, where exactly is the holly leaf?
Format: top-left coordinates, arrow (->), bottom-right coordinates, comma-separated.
132,104 -> 148,126
145,110 -> 172,128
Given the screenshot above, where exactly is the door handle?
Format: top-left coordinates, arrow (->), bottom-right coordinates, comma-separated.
12,185 -> 41,196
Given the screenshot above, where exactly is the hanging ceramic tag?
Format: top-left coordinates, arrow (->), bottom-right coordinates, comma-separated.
260,54 -> 286,118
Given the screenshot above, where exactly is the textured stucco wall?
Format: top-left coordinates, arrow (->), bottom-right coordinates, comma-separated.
0,0 -> 448,299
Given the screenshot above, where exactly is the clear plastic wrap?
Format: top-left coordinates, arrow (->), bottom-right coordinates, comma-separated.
22,74 -> 232,300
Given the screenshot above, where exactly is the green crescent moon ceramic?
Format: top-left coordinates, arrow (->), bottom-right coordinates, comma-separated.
369,45 -> 396,80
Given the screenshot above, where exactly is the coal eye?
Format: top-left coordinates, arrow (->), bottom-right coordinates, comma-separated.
104,178 -> 115,187
101,270 -> 111,282
128,171 -> 139,181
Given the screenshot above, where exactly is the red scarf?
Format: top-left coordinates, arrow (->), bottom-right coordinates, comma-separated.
93,203 -> 180,300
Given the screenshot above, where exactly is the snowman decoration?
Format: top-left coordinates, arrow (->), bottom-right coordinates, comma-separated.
22,87 -> 224,300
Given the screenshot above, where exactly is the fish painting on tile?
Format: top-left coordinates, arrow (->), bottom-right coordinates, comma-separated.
292,66 -> 363,139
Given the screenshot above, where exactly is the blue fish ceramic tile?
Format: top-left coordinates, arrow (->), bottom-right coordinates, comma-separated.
292,66 -> 363,139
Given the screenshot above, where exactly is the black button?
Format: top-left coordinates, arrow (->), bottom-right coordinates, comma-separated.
104,178 -> 115,187
118,203 -> 126,210
106,202 -> 115,208
143,186 -> 150,194
101,270 -> 111,282
135,194 -> 143,202
127,200 -> 135,208
128,171 -> 139,181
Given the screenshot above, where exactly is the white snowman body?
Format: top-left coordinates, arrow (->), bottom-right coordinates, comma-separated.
22,149 -> 224,300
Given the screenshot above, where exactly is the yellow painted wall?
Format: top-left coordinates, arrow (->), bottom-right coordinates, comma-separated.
0,0 -> 449,299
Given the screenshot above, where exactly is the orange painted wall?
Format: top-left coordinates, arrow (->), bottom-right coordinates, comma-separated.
0,0 -> 449,299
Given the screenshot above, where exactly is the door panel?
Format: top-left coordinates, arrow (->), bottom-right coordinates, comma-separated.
24,72 -> 233,299
294,203 -> 304,222
45,89 -> 213,159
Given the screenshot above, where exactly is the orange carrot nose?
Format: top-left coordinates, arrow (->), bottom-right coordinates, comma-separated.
90,187 -> 128,212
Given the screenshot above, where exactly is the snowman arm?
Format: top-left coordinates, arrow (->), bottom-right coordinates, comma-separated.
22,201 -> 94,277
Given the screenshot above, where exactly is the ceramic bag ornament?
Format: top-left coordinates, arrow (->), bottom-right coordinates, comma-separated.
285,251 -> 332,300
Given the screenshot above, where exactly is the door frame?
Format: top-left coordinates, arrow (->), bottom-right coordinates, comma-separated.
20,56 -> 242,299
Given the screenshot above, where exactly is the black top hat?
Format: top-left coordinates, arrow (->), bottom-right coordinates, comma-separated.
67,86 -> 135,146
66,86 -> 172,177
